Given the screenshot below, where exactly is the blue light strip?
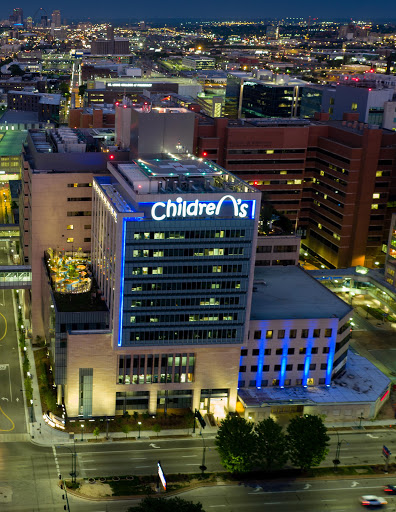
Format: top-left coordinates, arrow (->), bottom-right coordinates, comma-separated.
118,217 -> 143,347
118,217 -> 127,347
325,321 -> 338,386
238,352 -> 245,388
256,339 -> 265,388
303,339 -> 313,387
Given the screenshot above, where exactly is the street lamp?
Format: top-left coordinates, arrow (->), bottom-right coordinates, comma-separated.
332,430 -> 348,472
366,304 -> 371,319
138,421 -> 141,439
57,442 -> 77,484
81,423 -> 84,441
358,412 -> 364,429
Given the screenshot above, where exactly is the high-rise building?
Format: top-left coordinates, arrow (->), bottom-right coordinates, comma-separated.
106,24 -> 114,40
13,7 -> 23,24
194,114 -> 396,269
52,10 -> 61,28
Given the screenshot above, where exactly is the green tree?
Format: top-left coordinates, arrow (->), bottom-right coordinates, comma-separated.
122,424 -> 131,438
93,427 -> 100,440
215,415 -> 255,473
127,496 -> 205,512
78,84 -> 87,97
59,81 -> 70,99
8,64 -> 24,76
286,415 -> 330,471
254,417 -> 288,471
152,423 -> 161,437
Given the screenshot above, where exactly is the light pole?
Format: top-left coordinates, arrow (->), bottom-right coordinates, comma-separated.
358,412 -> 364,429
366,305 -> 371,319
57,442 -> 77,484
332,430 -> 348,472
81,423 -> 84,441
199,432 -> 207,475
138,421 -> 141,439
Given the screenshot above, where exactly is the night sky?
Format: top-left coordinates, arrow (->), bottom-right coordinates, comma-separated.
0,0 -> 395,22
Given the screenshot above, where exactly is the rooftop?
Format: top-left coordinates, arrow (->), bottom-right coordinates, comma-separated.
114,157 -> 257,196
0,130 -> 27,156
251,266 -> 352,321
238,351 -> 390,406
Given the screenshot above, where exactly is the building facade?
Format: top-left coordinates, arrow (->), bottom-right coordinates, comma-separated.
194,115 -> 396,269
64,157 -> 261,418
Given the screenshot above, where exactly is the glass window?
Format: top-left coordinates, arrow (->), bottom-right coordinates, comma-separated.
321,363 -> 327,370
263,365 -> 270,372
313,329 -> 320,338
278,330 -> 285,339
239,366 -> 246,372
297,364 -> 304,371
287,348 -> 295,355
299,347 -> 306,354
254,330 -> 262,339
252,349 -> 259,356
272,379 -> 279,386
276,348 -> 282,355
67,225 -> 74,230
301,329 -> 309,338
311,347 -> 318,354
290,329 -> 297,339
323,347 -> 330,354
250,365 -> 258,372
266,330 -> 273,340
241,349 -> 248,356
66,238 -> 74,243
264,349 -> 271,355
324,329 -> 332,337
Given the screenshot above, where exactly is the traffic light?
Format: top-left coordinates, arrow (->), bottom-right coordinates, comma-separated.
195,409 -> 206,429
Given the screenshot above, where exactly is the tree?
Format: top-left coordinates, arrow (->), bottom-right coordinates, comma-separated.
122,424 -> 131,438
254,417 -> 288,471
215,415 -> 256,473
93,427 -> 100,440
286,415 -> 330,471
59,82 -> 70,99
152,423 -> 161,437
127,496 -> 205,512
8,64 -> 24,76
78,84 -> 87,97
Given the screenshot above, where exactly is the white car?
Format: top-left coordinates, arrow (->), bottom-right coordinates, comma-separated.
360,495 -> 388,507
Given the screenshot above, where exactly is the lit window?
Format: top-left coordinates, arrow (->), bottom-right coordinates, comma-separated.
351,102 -> 358,111
66,238 -> 74,243
67,225 -> 74,230
371,204 -> 378,210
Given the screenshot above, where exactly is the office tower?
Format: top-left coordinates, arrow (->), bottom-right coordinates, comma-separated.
106,24 -> 114,40
194,115 -> 396,269
59,157 -> 260,417
52,10 -> 61,28
13,7 -> 23,24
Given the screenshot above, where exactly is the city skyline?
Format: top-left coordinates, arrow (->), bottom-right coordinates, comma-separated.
1,2 -> 396,23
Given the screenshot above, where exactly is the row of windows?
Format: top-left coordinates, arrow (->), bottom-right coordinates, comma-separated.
130,313 -> 238,324
67,211 -> 91,217
241,347 -> 330,356
256,259 -> 296,266
130,265 -> 243,276
131,247 -> 245,258
240,362 -> 326,372
118,354 -> 195,385
257,245 -> 297,253
130,281 -> 242,292
68,183 -> 92,188
227,148 -> 306,155
251,328 -> 333,340
227,159 -> 305,165
130,296 -> 240,308
131,229 -> 246,240
129,329 -> 238,342
239,378 -> 326,387
67,197 -> 91,202
310,229 -> 339,254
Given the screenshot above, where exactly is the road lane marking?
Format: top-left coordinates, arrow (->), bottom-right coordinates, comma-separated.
130,458 -> 147,460
0,406 -> 14,432
0,312 -> 7,341
248,484 -> 381,495
186,463 -> 200,465
182,455 -> 197,457
322,499 -> 337,502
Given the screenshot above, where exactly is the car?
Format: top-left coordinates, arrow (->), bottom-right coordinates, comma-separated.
360,495 -> 388,507
384,485 -> 396,494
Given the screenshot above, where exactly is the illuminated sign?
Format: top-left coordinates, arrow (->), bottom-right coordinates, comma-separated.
157,461 -> 166,490
151,195 -> 255,221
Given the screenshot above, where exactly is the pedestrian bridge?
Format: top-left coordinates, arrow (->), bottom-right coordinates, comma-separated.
0,265 -> 31,289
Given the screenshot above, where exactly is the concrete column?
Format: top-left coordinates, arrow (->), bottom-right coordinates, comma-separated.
148,389 -> 157,415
